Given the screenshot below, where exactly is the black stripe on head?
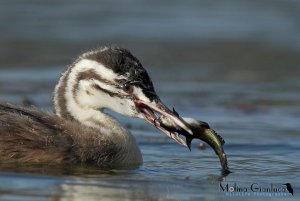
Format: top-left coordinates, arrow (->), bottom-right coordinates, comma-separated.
91,84 -> 119,98
55,69 -> 75,120
75,69 -> 116,86
84,47 -> 158,101
73,69 -> 130,99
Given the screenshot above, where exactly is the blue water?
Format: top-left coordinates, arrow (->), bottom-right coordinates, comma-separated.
0,0 -> 300,200
0,67 -> 299,200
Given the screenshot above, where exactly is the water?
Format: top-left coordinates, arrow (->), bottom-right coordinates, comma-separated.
0,1 -> 300,200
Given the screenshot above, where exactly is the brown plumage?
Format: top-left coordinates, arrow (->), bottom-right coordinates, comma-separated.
0,102 -> 123,166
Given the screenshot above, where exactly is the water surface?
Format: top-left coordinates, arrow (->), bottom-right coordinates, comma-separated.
0,0 -> 300,200
0,66 -> 299,200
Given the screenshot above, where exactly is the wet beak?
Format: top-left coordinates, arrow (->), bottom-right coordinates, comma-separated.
135,98 -> 192,147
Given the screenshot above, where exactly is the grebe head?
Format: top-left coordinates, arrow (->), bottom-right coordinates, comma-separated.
54,46 -> 191,145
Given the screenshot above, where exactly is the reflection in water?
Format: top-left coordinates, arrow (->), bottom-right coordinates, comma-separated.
0,166 -> 201,201
58,178 -> 175,201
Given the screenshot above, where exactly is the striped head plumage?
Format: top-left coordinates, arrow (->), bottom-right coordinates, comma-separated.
54,46 -> 191,146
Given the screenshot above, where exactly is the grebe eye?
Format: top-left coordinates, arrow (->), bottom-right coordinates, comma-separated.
122,83 -> 134,94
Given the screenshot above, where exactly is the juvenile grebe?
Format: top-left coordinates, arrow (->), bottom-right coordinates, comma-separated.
0,47 -> 192,167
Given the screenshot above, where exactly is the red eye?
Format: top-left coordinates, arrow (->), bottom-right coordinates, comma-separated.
123,83 -> 134,94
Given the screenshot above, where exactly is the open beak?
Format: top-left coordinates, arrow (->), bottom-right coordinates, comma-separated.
134,98 -> 192,147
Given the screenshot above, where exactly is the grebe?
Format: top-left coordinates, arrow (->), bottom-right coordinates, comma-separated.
0,46 -> 192,168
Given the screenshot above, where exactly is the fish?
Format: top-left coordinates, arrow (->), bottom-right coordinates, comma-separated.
157,109 -> 231,175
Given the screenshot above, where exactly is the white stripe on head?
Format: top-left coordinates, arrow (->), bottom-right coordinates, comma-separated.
133,87 -> 151,103
77,80 -> 137,116
73,59 -> 119,81
63,58 -> 138,123
80,47 -> 109,58
64,59 -> 113,121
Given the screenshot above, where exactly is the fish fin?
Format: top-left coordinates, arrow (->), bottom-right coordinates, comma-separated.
172,107 -> 180,117
186,137 -> 192,152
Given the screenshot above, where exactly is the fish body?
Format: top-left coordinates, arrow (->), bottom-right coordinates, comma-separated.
158,116 -> 231,174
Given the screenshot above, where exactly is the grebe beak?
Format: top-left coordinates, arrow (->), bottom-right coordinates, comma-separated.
135,98 -> 192,147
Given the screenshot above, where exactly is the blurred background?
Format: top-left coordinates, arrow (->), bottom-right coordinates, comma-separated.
0,1 -> 299,200
1,0 -> 300,81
